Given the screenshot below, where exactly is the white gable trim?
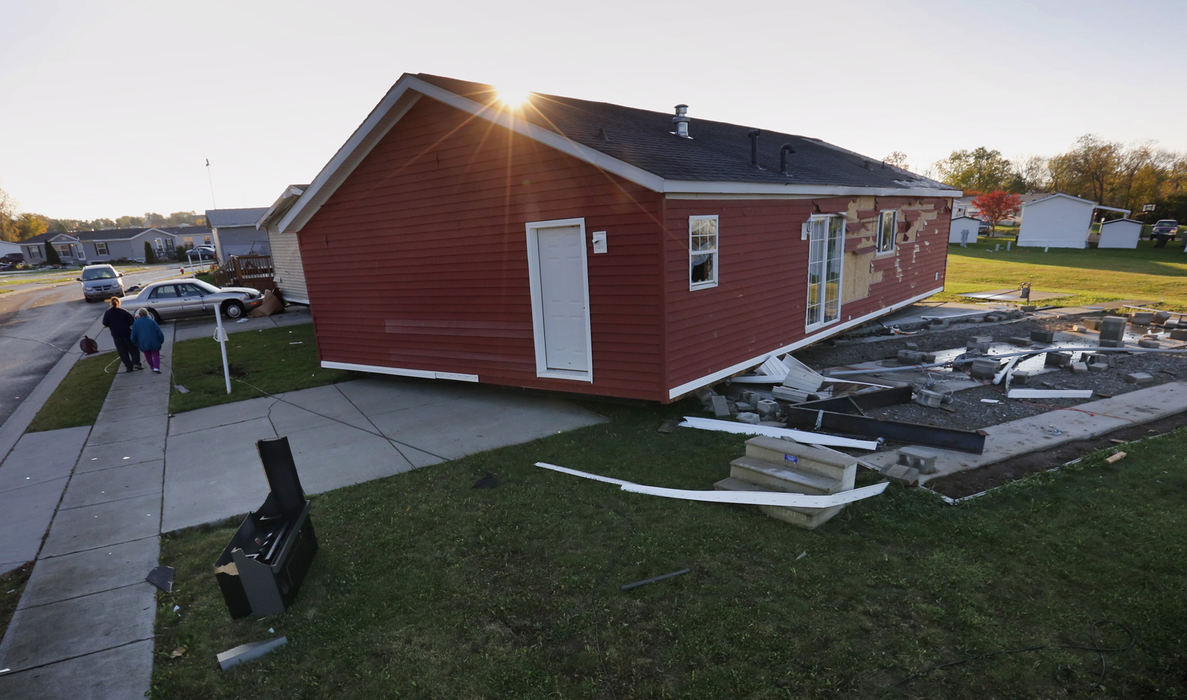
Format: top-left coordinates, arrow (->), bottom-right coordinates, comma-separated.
1023,193 -> 1098,208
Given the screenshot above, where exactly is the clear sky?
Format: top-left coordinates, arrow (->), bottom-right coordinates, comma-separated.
2,0 -> 1184,221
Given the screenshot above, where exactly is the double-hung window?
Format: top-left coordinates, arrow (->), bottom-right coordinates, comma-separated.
689,215 -> 718,290
95,242 -> 109,255
806,214 -> 845,329
876,210 -> 897,254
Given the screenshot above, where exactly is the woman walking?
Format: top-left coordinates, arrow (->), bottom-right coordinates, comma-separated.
130,308 -> 165,374
102,297 -> 141,372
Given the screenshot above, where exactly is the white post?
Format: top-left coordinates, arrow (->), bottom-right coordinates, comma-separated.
213,307 -> 231,394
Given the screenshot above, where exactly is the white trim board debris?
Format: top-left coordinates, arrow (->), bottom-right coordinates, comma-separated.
1006,389 -> 1094,399
534,462 -> 888,508
679,416 -> 879,450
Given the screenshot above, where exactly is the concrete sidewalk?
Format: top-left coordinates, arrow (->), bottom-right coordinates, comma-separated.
0,309 -> 604,696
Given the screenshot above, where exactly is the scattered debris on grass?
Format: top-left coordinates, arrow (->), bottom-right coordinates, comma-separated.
620,568 -> 690,591
145,565 -> 174,593
217,636 -> 288,671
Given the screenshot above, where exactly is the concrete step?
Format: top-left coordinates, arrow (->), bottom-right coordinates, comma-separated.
743,436 -> 857,490
729,456 -> 840,494
713,477 -> 843,530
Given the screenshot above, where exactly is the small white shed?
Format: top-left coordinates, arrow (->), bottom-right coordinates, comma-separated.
948,216 -> 982,245
1016,193 -> 1130,249
1097,218 -> 1142,249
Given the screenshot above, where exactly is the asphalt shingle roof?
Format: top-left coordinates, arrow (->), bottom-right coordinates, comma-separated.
205,208 -> 269,228
415,74 -> 954,192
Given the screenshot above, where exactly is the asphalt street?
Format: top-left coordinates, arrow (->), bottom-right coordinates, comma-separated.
0,265 -> 179,427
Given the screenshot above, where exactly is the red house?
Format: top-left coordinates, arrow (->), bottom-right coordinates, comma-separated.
261,74 -> 959,403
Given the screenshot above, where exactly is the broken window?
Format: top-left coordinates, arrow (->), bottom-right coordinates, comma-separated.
806,214 -> 844,329
876,210 -> 897,254
689,215 -> 718,290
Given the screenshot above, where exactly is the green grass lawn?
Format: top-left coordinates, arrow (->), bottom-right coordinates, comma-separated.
937,237 -> 1187,309
152,402 -> 1187,697
27,351 -> 119,432
169,323 -> 353,413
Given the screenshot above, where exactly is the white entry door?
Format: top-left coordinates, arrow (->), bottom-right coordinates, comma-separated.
526,218 -> 592,382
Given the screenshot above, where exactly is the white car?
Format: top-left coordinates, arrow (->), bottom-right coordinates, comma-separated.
119,278 -> 265,321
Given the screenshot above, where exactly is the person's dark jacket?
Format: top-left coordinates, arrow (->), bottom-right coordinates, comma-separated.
130,316 -> 164,351
103,306 -> 135,339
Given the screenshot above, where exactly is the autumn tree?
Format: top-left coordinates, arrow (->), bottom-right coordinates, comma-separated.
972,190 -> 1022,234
883,151 -> 910,170
15,213 -> 48,240
0,187 -> 17,242
934,147 -> 1015,193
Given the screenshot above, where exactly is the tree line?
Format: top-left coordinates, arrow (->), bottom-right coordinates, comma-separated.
929,134 -> 1187,220
0,187 -> 205,243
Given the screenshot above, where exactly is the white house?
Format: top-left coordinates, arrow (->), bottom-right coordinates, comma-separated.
948,216 -> 982,245
257,185 -> 310,304
1016,193 -> 1130,249
1097,218 -> 1142,249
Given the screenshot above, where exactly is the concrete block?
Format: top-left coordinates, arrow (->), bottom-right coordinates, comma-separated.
1100,316 -> 1126,341
1083,318 -> 1103,331
755,399 -> 779,418
1125,372 -> 1154,385
970,358 -> 1000,379
736,412 -> 761,424
1153,311 -> 1171,324
904,341 -> 919,351
734,401 -> 754,412
1044,351 -> 1072,368
897,349 -> 924,364
1071,324 -> 1088,333
914,389 -> 944,408
1007,336 -> 1032,346
919,352 -> 938,363
1030,329 -> 1055,343
897,447 -> 937,474
1071,361 -> 1089,373
1010,371 -> 1031,385
711,394 -> 731,418
1138,337 -> 1161,348
1130,311 -> 1154,325
1169,329 -> 1187,340
883,464 -> 919,486
694,388 -> 715,411
1099,338 -> 1125,348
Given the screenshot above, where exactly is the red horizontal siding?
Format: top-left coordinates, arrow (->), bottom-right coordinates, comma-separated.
662,196 -> 950,396
299,96 -> 666,401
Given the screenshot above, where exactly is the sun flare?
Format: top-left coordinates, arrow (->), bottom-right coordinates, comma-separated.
496,87 -> 530,108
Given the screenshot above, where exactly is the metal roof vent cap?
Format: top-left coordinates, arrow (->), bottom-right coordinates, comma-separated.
672,104 -> 691,139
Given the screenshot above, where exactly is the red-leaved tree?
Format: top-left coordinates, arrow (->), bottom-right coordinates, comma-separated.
972,190 -> 1022,235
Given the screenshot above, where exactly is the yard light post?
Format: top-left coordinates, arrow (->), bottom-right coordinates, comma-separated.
213,307 -> 232,394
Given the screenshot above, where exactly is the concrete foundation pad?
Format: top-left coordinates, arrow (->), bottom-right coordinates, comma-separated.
40,493 -> 162,557
0,638 -> 153,699
20,537 -> 160,608
58,460 -> 164,510
0,585 -> 155,672
76,437 -> 165,473
268,385 -> 373,433
864,382 -> 1187,484
284,422 -> 414,494
162,417 -> 274,532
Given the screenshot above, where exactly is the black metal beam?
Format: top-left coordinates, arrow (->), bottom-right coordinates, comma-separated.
783,407 -> 987,454
790,385 -> 913,414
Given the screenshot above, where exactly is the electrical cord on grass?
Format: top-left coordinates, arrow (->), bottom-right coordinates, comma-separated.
893,620 -> 1134,690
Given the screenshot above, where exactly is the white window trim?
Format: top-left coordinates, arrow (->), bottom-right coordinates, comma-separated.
688,214 -> 719,291
805,213 -> 845,332
876,209 -> 897,255
94,241 -> 109,255
525,217 -> 594,383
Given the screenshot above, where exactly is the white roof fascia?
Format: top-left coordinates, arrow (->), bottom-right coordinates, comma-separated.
1023,192 -> 1097,208
1094,204 -> 1131,215
664,181 -> 960,199
258,185 -> 307,231
951,215 -> 982,221
277,83 -> 424,233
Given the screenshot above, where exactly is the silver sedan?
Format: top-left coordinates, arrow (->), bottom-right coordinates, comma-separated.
119,278 -> 265,321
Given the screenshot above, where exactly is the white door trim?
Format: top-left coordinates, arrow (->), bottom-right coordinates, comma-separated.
525,217 -> 594,382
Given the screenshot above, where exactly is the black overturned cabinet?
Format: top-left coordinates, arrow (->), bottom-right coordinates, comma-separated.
215,437 -> 318,618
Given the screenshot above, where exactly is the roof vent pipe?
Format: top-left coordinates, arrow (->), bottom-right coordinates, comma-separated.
780,144 -> 796,175
672,104 -> 690,138
748,130 -> 761,167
